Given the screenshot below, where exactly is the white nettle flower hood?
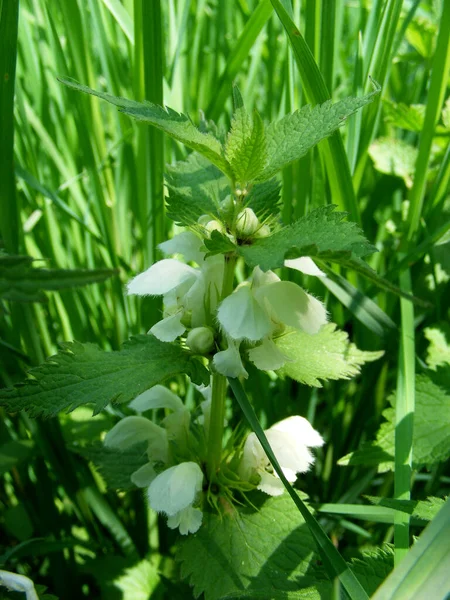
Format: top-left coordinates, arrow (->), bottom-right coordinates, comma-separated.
104,385 -> 190,488
239,416 -> 324,496
216,262 -> 328,373
148,461 -> 204,535
127,231 -> 224,342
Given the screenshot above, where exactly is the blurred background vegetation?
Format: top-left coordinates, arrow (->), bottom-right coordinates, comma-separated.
1,0 -> 449,597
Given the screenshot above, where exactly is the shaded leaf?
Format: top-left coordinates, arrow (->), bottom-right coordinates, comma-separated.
339,374 -> 450,470
74,442 -> 147,490
0,253 -> 117,302
165,153 -> 228,226
0,335 -> 209,417
177,492 -> 331,600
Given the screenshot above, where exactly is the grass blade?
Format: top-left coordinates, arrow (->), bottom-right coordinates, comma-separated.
228,377 -> 370,600
372,498 -> 450,600
0,0 -> 20,253
270,0 -> 363,223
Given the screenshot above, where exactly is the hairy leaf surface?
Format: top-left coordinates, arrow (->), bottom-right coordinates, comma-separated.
260,88 -> 379,180
177,492 -> 331,600
275,324 -> 383,387
0,336 -> 209,417
59,77 -> 233,177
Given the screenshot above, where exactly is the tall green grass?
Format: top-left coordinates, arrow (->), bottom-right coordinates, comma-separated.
1,0 -> 449,597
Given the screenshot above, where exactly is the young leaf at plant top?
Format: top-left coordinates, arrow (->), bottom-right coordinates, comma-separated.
58,77 -> 233,178
259,85 -> 380,181
225,107 -> 267,185
0,252 -> 117,302
0,336 -> 209,417
166,152 -> 281,227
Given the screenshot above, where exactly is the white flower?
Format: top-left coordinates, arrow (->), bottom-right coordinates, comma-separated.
104,415 -> 169,464
127,232 -> 224,341
217,266 -> 327,373
213,337 -> 248,378
148,462 -> 204,534
284,256 -> 326,277
104,386 -> 191,488
239,416 -> 324,496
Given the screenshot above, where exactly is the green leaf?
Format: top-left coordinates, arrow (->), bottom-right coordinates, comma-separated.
365,496 -> 446,522
424,325 -> 450,369
246,178 -> 282,220
165,153 -> 228,226
0,253 -> 118,302
58,77 -> 233,178
238,205 -> 376,271
203,230 -> 236,257
0,335 -> 209,417
275,324 -> 383,387
238,206 -> 427,304
225,108 -> 267,184
260,89 -> 379,181
114,559 -> 162,600
177,493 -> 331,600
383,101 -> 426,132
74,442 -> 147,490
369,137 -> 418,188
339,374 -> 450,470
349,545 -> 394,597
371,497 -> 450,600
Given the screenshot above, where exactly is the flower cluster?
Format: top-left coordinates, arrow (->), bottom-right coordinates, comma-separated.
114,215 -> 327,535
104,382 -> 323,535
127,228 -> 328,378
104,385 -> 208,535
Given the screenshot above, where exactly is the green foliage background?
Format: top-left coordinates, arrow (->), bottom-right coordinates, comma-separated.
0,0 -> 449,598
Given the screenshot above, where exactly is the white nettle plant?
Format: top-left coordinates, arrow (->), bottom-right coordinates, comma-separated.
39,80 -> 383,539
108,209 -> 330,535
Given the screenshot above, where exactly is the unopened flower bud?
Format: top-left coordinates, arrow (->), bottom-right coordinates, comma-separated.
236,208 -> 260,237
205,220 -> 226,236
186,327 -> 215,354
219,195 -> 235,222
253,224 -> 271,238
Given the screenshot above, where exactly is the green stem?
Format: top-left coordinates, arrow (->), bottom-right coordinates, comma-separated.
206,254 -> 237,482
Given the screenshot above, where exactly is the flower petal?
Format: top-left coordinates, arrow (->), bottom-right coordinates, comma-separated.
247,338 -> 291,371
266,428 -> 314,474
213,339 -> 248,379
239,432 -> 268,480
148,462 -> 204,516
269,415 -> 324,448
150,313 -> 186,342
129,385 -> 184,413
131,462 -> 157,487
284,257 -> 326,277
104,416 -> 165,450
127,259 -> 198,296
217,284 -> 271,341
256,281 -> 327,335
167,506 -> 203,535
159,231 -> 205,265
257,471 -> 285,496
